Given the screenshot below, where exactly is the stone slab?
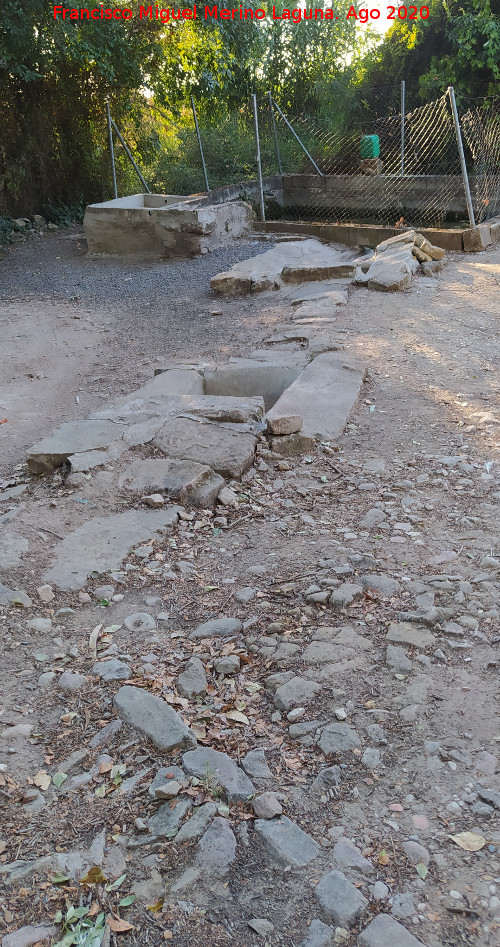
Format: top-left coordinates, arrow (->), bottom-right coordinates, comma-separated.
266,352 -> 364,442
2,925 -> 58,947
0,532 -> 29,570
154,417 -> 256,478
358,914 -> 428,947
114,685 -> 197,752
195,817 -> 237,877
255,816 -> 320,867
211,239 -> 356,296
148,796 -> 192,838
27,419 -> 123,473
42,508 -> 181,590
299,919 -> 335,947
182,747 -> 255,803
315,870 -> 367,927
0,582 -> 32,607
386,622 -> 436,650
118,457 -> 224,508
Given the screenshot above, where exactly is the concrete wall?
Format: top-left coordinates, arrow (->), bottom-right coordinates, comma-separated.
282,174 -> 472,215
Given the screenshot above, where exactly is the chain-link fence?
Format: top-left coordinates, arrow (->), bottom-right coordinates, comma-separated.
107,88 -> 500,232
461,97 -> 500,224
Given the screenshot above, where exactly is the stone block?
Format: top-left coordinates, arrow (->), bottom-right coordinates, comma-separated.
114,685 -> 197,752
255,816 -> 320,867
315,869 -> 367,927
182,747 -> 254,803
154,417 -> 256,478
118,457 -> 224,508
463,224 -> 492,252
358,914 -> 428,947
27,419 -> 122,473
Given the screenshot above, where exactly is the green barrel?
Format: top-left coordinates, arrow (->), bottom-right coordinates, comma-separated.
360,135 -> 380,159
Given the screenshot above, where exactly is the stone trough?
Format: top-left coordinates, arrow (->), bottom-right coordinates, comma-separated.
27,350 -> 364,483
84,193 -> 254,259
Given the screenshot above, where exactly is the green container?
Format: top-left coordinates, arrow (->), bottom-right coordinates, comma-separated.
360,135 -> 380,159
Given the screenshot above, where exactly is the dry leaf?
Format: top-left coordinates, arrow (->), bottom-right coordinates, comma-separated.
89,623 -> 103,658
449,831 -> 486,852
107,916 -> 134,933
33,770 -> 51,791
378,849 -> 390,865
80,866 -> 107,885
225,710 -> 249,725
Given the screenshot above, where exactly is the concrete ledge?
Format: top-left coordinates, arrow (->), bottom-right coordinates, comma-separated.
462,216 -> 500,252
257,220 -> 464,252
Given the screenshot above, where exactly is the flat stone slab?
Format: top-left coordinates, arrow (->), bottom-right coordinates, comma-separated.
386,622 -> 436,650
114,685 -> 197,752
302,642 -> 355,665
211,240 -> 356,295
118,457 -> 224,508
318,723 -> 360,755
42,507 -> 181,590
315,869 -> 367,927
195,817 -> 236,877
273,676 -> 322,711
0,531 -> 29,571
0,582 -> 32,607
331,837 -> 374,875
27,419 -> 123,473
255,816 -> 320,867
299,919 -> 335,947
265,352 -> 364,443
358,914 -> 428,947
2,925 -> 58,947
176,802 -> 217,843
148,796 -> 192,838
190,617 -> 242,639
154,417 -> 256,479
182,747 -> 254,803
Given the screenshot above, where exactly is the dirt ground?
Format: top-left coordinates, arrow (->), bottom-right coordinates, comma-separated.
1,229 -> 500,947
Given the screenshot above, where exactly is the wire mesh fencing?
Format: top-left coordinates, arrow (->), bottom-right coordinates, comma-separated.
461,98 -> 500,224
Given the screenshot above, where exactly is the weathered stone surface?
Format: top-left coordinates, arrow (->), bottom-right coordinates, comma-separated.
2,925 -> 58,947
89,719 -> 122,748
269,432 -> 316,456
255,816 -> 320,867
318,723 -> 360,755
330,583 -> 364,609
58,671 -> 86,691
386,645 -> 412,673
302,642 -> 354,665
248,919 -> 275,937
0,531 -> 29,571
190,616 -> 242,639
266,413 -> 303,436
176,802 -> 217,843
358,574 -> 400,596
182,747 -> 254,803
311,765 -> 342,793
148,766 -> 187,797
114,685 -> 197,751
179,394 -> 265,424
402,840 -> 430,867
273,676 -> 322,711
27,419 -> 122,472
214,654 -> 241,675
299,919 -> 335,947
92,659 -> 131,681
43,508 -> 181,590
253,792 -> 283,819
118,457 -> 224,509
414,232 -> 445,260
177,656 -> 207,699
368,261 -> 412,292
331,837 -> 374,875
241,748 -> 273,780
315,870 -> 367,927
148,796 -> 192,838
211,240 -> 356,296
124,612 -> 156,633
358,914 -> 427,947
196,817 -> 236,877
268,352 -> 364,444
0,583 -> 32,607
154,417 -> 256,478
386,622 -> 436,650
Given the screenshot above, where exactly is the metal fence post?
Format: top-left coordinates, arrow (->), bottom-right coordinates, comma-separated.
270,97 -> 324,176
191,96 -> 210,193
252,93 -> 266,222
106,103 -> 118,199
448,85 -> 476,228
110,117 -> 150,194
268,91 -> 282,176
400,80 -> 405,176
